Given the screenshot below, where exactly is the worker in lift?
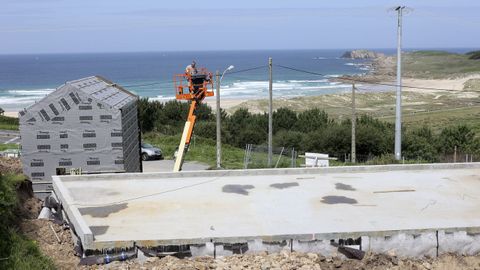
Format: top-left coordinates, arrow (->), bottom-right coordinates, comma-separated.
185,61 -> 199,95
185,61 -> 198,75
186,61 -> 210,98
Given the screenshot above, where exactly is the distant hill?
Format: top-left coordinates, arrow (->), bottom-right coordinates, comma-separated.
369,50 -> 480,79
341,50 -> 384,59
466,50 -> 480,60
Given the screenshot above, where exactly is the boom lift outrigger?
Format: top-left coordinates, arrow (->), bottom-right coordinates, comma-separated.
173,68 -> 214,171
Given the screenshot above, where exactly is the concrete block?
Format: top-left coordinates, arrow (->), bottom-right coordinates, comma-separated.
438,230 -> 480,256
246,239 -> 288,254
190,242 -> 214,257
369,233 -> 437,258
293,240 -> 339,257
214,245 -> 234,257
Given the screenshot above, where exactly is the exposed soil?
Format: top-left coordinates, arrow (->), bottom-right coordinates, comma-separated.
20,219 -> 80,270
73,251 -> 480,270
0,157 -> 22,174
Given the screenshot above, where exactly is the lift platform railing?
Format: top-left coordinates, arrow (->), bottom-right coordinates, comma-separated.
174,68 -> 214,101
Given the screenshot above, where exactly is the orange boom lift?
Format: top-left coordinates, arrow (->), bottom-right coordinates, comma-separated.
173,68 -> 214,171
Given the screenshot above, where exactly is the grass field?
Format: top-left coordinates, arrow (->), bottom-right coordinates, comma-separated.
0,144 -> 19,151
0,116 -> 19,131
143,133 -> 246,169
230,89 -> 480,133
402,51 -> 480,79
142,133 -> 303,169
380,106 -> 480,135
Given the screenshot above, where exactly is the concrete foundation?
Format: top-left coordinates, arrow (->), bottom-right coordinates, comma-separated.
52,163 -> 480,258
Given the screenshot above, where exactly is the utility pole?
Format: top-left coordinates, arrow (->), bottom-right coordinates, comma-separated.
215,71 -> 221,169
351,84 -> 356,163
268,57 -> 273,167
394,6 -> 405,161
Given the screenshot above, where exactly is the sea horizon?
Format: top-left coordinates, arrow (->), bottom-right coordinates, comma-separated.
0,47 -> 475,56
0,48 -> 476,112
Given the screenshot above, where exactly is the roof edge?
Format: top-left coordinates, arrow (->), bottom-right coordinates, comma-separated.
95,75 -> 138,99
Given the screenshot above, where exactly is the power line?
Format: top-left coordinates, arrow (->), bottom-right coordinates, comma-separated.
227,65 -> 268,75
227,75 -> 268,82
338,77 -> 467,92
121,65 -> 268,88
275,63 -> 480,92
275,64 -> 325,76
121,63 -> 480,93
122,82 -> 164,88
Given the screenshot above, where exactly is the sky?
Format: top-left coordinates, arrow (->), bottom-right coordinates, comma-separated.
0,0 -> 478,54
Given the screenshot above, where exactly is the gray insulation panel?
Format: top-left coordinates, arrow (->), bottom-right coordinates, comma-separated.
19,76 -> 141,198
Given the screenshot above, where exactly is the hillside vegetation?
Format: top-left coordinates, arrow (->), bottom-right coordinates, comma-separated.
466,50 -> 480,60
140,99 -> 480,163
0,172 -> 55,269
371,50 -> 480,79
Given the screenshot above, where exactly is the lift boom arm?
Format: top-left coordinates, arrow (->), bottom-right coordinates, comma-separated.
173,70 -> 214,172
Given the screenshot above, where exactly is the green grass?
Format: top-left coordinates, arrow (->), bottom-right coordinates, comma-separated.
143,133 -> 247,169
402,51 -> 480,79
0,174 -> 55,270
380,106 -> 480,135
466,50 -> 480,60
0,116 -> 19,131
143,133 -> 301,169
0,230 -> 55,270
0,144 -> 19,151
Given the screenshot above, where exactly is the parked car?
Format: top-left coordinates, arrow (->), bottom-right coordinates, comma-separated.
141,143 -> 163,161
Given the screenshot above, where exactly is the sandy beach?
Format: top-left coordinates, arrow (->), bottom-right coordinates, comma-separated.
203,98 -> 246,111
402,74 -> 480,93
3,111 -> 19,118
207,74 -> 480,113
4,74 -> 479,119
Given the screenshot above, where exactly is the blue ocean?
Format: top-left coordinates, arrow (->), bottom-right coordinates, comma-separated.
0,48 -> 472,111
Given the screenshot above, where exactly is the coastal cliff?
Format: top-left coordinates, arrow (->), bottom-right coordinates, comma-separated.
341,50 -> 385,59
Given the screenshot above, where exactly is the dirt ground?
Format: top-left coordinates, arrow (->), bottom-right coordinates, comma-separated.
0,157 -> 22,174
20,216 -> 480,270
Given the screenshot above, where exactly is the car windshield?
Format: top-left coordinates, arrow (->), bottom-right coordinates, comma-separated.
142,143 -> 154,148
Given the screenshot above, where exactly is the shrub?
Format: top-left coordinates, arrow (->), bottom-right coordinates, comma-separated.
466,50 -> 480,60
438,125 -> 476,154
194,121 -> 217,140
273,108 -> 297,131
294,108 -> 329,133
273,130 -> 304,150
403,126 -> 438,162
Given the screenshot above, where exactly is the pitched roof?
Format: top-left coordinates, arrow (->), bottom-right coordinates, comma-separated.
67,76 -> 137,109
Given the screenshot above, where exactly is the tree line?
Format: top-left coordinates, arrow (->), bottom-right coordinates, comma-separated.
138,98 -> 480,162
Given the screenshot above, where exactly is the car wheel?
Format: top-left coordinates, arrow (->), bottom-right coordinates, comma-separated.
141,153 -> 149,161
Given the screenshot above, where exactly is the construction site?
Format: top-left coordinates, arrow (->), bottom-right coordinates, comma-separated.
0,56 -> 474,270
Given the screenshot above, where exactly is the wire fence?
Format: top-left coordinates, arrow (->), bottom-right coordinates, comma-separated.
243,145 -> 479,169
327,151 -> 480,165
243,144 -> 298,169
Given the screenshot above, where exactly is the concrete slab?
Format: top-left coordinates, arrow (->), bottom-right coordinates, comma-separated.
53,163 -> 480,253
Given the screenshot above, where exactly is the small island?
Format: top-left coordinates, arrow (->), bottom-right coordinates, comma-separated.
341,49 -> 385,59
